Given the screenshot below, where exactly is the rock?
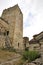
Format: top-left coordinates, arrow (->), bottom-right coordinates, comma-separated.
32,58 -> 41,65
28,63 -> 36,65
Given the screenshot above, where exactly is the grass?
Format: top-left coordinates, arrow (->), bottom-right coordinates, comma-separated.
0,47 -> 17,63
22,50 -> 41,62
13,59 -> 24,65
0,50 -> 16,59
0,47 -> 41,65
0,48 -> 23,65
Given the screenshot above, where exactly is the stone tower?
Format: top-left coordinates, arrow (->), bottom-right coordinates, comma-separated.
1,4 -> 23,50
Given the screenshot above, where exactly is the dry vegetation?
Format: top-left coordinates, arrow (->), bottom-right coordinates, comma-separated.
0,49 -> 16,63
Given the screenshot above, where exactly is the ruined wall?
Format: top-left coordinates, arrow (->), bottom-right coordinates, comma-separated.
29,43 -> 40,51
23,37 -> 29,49
0,24 -> 5,48
13,8 -> 23,49
1,6 -> 16,43
1,5 -> 23,50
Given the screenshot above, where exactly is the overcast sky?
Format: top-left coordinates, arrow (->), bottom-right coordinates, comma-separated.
0,0 -> 43,40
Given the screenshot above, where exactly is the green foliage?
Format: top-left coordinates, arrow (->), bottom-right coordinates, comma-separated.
23,50 -> 41,62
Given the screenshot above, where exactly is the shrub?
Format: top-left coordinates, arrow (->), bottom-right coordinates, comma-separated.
23,50 -> 41,62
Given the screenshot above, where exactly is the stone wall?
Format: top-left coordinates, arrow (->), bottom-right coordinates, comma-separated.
1,4 -> 24,50
23,37 -> 29,50
0,23 -> 5,48
29,43 -> 40,51
0,35 -> 5,48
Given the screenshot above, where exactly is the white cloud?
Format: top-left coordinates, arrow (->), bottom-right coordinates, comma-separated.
23,11 -> 43,40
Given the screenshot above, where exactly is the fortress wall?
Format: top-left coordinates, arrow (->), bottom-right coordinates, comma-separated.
13,9 -> 23,49
1,5 -> 24,50
1,6 -> 16,44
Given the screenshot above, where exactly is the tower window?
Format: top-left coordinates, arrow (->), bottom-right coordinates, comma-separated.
7,31 -> 9,35
18,42 -> 19,47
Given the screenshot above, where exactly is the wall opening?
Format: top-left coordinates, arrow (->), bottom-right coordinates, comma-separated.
18,42 -> 19,47
7,31 -> 9,35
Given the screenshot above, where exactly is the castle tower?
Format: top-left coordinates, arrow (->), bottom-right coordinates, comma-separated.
1,4 -> 24,50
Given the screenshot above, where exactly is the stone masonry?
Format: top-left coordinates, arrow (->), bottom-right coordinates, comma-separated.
0,4 -> 24,50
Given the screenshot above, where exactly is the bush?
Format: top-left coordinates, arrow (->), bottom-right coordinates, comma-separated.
23,50 -> 41,62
